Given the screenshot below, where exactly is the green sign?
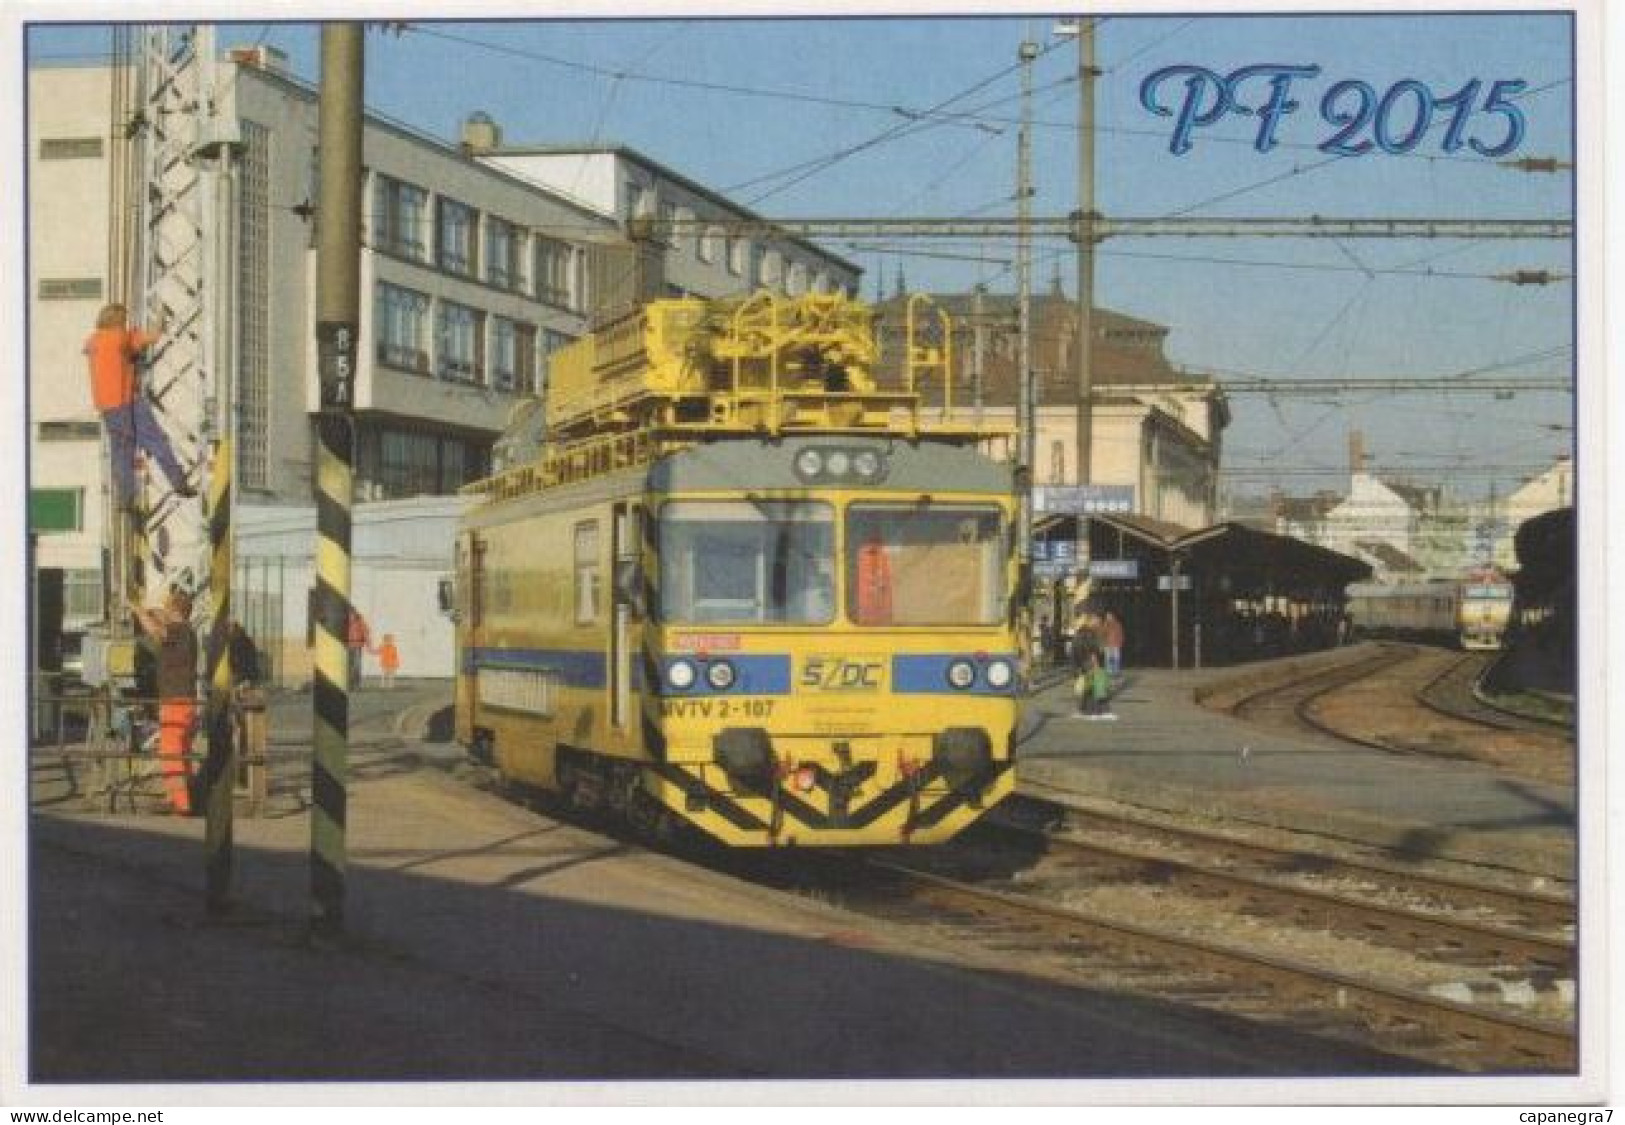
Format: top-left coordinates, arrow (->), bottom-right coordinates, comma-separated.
29,488 -> 82,533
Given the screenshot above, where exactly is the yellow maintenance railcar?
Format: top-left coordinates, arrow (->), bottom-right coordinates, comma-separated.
451,292 -> 1020,846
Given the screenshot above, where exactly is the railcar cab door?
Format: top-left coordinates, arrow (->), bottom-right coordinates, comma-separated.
611,502 -> 641,731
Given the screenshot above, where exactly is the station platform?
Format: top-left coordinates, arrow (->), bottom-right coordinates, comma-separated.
21,681 -> 1430,1094
1013,648 -> 1577,883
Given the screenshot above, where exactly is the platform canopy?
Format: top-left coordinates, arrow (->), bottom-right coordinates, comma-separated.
1039,512 -> 1371,595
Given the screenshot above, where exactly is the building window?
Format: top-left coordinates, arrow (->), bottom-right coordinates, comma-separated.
376,282 -> 431,373
727,237 -> 748,277
534,237 -> 581,311
484,216 -> 523,291
37,420 -> 101,441
437,300 -> 485,383
374,174 -> 428,261
624,180 -> 653,219
659,201 -> 681,247
699,226 -> 723,265
39,137 -> 103,160
436,196 -> 479,277
380,428 -> 440,497
786,261 -> 807,296
64,568 -> 104,623
368,425 -> 486,498
491,317 -> 536,393
238,119 -> 271,489
37,278 -> 102,300
539,328 -> 575,396
29,488 -> 83,534
574,520 -> 601,625
760,249 -> 783,290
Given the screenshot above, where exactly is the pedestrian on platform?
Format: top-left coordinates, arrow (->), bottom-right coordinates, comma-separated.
378,633 -> 401,690
346,608 -> 371,690
1071,612 -> 1101,674
1090,652 -> 1116,720
84,303 -> 194,509
1073,653 -> 1097,717
1102,610 -> 1125,677
131,586 -> 198,815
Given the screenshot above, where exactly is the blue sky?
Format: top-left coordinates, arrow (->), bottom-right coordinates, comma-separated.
26,12 -> 1576,503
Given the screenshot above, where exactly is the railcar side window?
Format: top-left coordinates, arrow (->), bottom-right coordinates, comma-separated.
846,503 -> 1005,626
574,521 -> 601,625
657,501 -> 835,625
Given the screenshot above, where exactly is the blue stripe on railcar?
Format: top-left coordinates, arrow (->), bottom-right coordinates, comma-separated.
657,654 -> 792,696
892,653 -> 1021,696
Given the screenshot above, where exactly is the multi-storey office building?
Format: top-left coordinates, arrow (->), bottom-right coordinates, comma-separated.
471,135 -> 863,304
28,50 -> 860,650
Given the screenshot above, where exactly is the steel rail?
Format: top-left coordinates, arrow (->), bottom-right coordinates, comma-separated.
1004,794 -> 1574,931
870,858 -> 1577,1072
996,827 -> 1573,972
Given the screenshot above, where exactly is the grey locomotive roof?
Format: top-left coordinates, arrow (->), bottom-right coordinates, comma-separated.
649,436 -> 1013,495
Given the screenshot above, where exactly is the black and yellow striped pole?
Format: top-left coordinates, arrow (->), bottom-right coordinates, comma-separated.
310,23 -> 363,939
202,437 -> 236,915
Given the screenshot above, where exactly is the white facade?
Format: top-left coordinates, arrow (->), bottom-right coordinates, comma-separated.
1486,456 -> 1574,571
27,64 -> 120,624
234,498 -> 465,685
479,143 -> 862,301
1323,473 -> 1417,561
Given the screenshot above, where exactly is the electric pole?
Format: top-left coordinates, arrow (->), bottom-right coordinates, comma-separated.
1074,16 -> 1097,487
310,22 -> 364,939
1016,38 -> 1038,605
972,283 -> 986,426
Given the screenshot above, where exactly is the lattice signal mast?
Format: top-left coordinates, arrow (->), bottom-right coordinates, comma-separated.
109,24 -> 239,631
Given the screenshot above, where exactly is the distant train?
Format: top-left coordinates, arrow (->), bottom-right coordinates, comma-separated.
450,292 -> 1021,847
1345,569 -> 1514,650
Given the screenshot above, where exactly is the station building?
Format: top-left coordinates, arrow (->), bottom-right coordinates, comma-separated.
873,281 -> 1229,530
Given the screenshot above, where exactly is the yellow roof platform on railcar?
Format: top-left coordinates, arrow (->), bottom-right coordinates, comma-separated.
467,290 -> 1011,505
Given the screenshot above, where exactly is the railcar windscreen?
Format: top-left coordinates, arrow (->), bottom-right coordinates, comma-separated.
657,500 -> 836,624
846,503 -> 1006,626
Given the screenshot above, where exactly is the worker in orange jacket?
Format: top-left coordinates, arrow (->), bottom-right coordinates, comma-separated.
131,587 -> 199,815
84,303 -> 193,509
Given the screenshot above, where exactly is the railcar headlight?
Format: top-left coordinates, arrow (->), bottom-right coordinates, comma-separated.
666,659 -> 697,691
705,660 -> 737,690
946,659 -> 976,690
825,450 -> 851,478
852,449 -> 883,481
793,448 -> 824,481
985,659 -> 1015,689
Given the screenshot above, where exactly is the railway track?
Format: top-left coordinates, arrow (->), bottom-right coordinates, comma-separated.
729,790 -> 1579,1073
1226,646 -> 1417,735
1000,794 -> 1574,932
1418,652 -> 1575,736
976,808 -> 1575,974
454,752 -> 1576,1073
1218,646 -> 1573,788
857,855 -> 1575,1074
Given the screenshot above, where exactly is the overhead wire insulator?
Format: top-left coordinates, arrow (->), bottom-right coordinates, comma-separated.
1493,270 -> 1566,286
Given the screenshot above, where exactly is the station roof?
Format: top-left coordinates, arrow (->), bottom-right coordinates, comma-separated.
1178,521 -> 1373,590
1049,512 -> 1372,593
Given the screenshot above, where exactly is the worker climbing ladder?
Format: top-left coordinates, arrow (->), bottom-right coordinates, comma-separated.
90,26 -> 245,870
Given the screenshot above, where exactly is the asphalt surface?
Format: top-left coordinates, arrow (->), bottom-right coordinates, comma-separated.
20,676 -> 1445,1096
1015,646 -> 1577,881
